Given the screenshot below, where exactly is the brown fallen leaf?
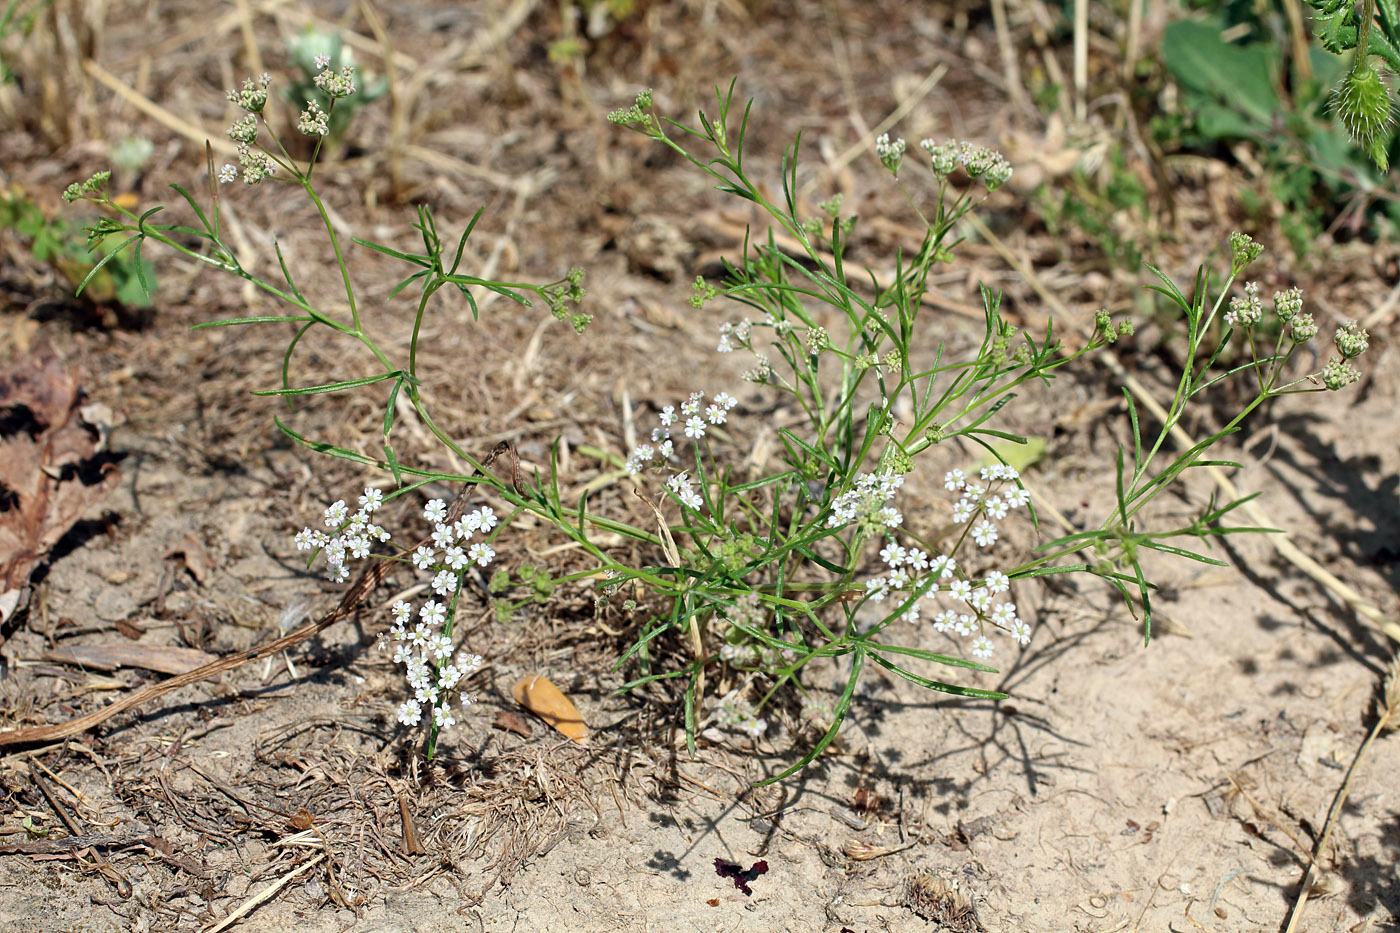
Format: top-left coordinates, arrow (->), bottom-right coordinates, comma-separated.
510,674 -> 588,745
0,342 -> 122,623
164,534 -> 214,586
492,709 -> 534,737
43,643 -> 218,675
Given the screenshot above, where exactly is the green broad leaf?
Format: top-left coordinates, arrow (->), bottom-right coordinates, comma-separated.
1161,20 -> 1280,134
974,435 -> 1046,475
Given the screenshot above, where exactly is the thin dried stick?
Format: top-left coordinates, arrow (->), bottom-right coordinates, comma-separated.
203,854 -> 325,933
1282,656 -> 1400,933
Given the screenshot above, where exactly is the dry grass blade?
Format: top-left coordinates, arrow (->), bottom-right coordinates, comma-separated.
1282,654 -> 1400,933
202,854 -> 325,933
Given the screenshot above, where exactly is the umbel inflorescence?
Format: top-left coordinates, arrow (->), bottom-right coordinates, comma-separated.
295,491 -> 494,749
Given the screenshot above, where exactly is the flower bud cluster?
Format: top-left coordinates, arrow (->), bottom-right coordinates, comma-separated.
1228,231 -> 1263,274
875,133 -> 906,174
920,138 -> 1014,190
62,171 -> 110,203
298,100 -> 330,137
1226,282 -> 1263,327
227,73 -> 270,113
314,64 -> 357,100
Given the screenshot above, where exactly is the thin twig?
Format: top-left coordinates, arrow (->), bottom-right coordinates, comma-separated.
1282,655 -> 1400,933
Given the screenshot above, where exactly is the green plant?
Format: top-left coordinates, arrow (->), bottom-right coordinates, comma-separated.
4,185 -> 156,309
1157,15 -> 1393,253
62,72 -> 1370,781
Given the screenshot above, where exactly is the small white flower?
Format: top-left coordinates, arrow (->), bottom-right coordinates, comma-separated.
970,587 -> 992,611
905,548 -> 929,571
1004,486 -> 1031,508
327,563 -> 349,582
396,700 -> 422,726
409,623 -> 431,649
887,568 -> 910,589
880,543 -> 907,567
931,555 -> 957,579
963,483 -> 985,502
681,396 -> 701,416
950,580 -> 973,602
705,404 -> 727,425
952,499 -> 975,522
420,600 -> 447,627
358,487 -> 383,512
933,609 -> 957,632
461,692 -> 478,712
456,652 -> 484,673
412,546 -> 436,570
954,614 -> 975,637
900,602 -> 921,624
659,405 -> 676,426
468,542 -> 495,566
346,535 -> 371,560
432,570 -> 457,596
970,636 -> 994,659
217,163 -> 238,184
684,416 -> 707,439
391,600 -> 412,623
984,570 -> 1010,593
392,642 -> 415,665
432,633 -> 454,660
992,601 -> 1018,625
432,524 -> 455,549
474,507 -> 498,533
944,469 -> 966,491
452,518 -> 475,541
715,391 -> 737,410
324,499 -> 348,528
865,577 -> 889,601
972,520 -> 999,548
294,528 -> 316,550
314,53 -> 330,70
1010,619 -> 1032,645
983,496 -> 1008,520
880,506 -> 903,528
680,489 -> 703,510
433,704 -> 456,729
424,499 -> 448,523
444,546 -> 467,570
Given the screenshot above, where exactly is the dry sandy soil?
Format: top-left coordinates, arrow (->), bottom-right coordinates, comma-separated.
2,1 -> 1399,931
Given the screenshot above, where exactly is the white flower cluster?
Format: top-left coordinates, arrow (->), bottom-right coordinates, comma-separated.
1226,281 -> 1263,327
826,470 -> 905,533
860,464 -> 1033,659
920,138 -> 1014,191
714,690 -> 767,739
294,486 -> 392,581
295,491 -> 496,733
625,389 -> 739,479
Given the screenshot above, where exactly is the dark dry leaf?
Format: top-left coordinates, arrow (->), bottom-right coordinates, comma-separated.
0,341 -> 121,622
714,857 -> 768,896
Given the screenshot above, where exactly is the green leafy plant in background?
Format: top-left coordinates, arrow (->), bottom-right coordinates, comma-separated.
1158,15 -> 1396,254
1307,0 -> 1400,168
2,186 -> 157,310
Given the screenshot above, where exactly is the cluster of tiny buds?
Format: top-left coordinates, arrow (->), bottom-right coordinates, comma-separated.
314,62 -> 357,99
921,138 -> 1014,191
1229,231 -> 1264,274
875,133 -> 907,174
858,464 -> 1032,659
298,99 -> 329,137
713,690 -> 767,739
227,73 -> 270,113
626,389 -> 740,483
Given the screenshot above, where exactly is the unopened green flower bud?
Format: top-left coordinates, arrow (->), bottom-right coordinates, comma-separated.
227,74 -> 270,113
806,326 -> 830,354
62,171 -> 111,203
1290,312 -> 1319,342
228,116 -> 258,144
1117,319 -> 1135,338
1321,357 -> 1361,390
1228,231 -> 1263,274
819,194 -> 843,218
885,449 -> 914,474
1334,321 -> 1369,359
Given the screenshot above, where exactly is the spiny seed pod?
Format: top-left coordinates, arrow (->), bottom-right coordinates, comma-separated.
1333,63 -> 1394,171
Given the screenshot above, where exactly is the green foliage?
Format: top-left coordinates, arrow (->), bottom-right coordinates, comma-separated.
1158,15 -> 1391,251
2,187 -> 156,308
489,564 -> 556,623
1036,145 -> 1150,268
